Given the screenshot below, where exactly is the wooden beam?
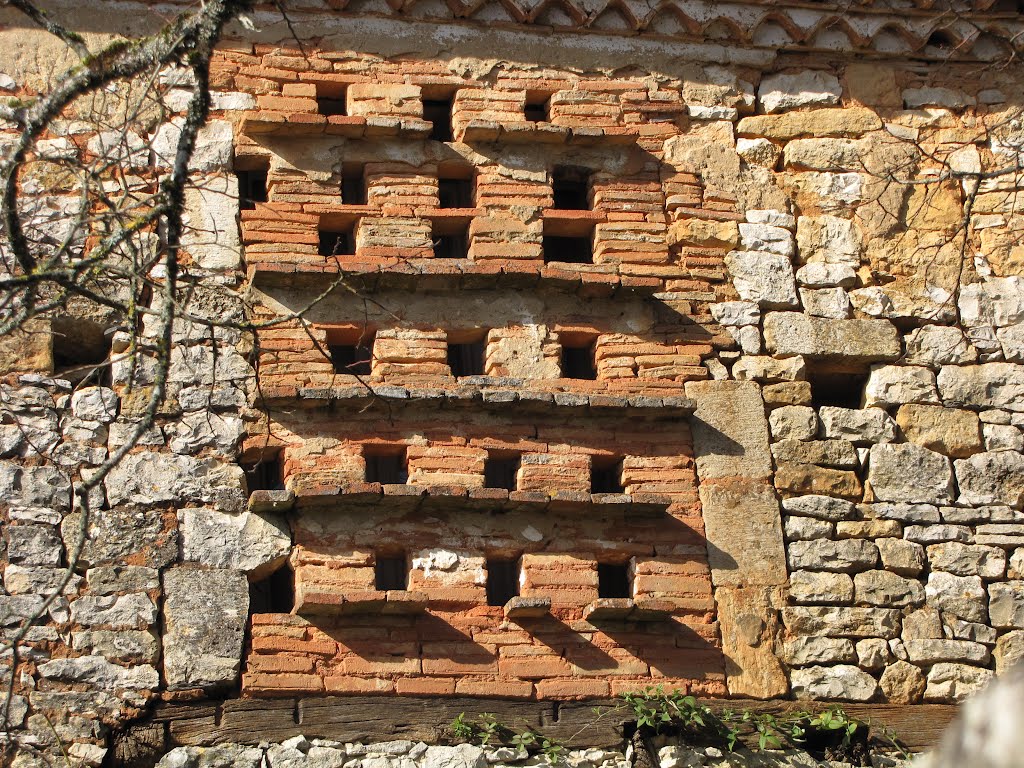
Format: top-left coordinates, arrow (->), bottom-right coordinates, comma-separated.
148,696 -> 957,755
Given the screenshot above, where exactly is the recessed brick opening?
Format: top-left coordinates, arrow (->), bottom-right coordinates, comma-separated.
808,366 -> 868,410
598,562 -> 632,598
543,234 -> 592,264
438,176 -> 474,209
316,83 -> 348,116
364,447 -> 409,484
341,164 -> 367,205
447,333 -> 486,377
424,96 -> 455,142
552,166 -> 591,210
486,558 -> 520,606
561,340 -> 597,380
236,160 -> 269,210
249,565 -> 294,614
524,95 -> 550,123
432,222 -> 469,259
484,452 -> 520,491
375,552 -> 408,591
51,316 -> 112,384
327,332 -> 374,376
318,228 -> 355,257
243,450 -> 285,492
591,457 -> 624,494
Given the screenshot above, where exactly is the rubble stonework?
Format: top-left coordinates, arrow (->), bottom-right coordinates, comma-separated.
0,0 -> 1024,765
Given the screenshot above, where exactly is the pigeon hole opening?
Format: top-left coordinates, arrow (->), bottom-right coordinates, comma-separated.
598,562 -> 632,599
552,166 -> 591,210
543,234 -> 592,264
326,328 -> 374,376
341,163 -> 367,205
316,83 -> 348,117
807,364 -> 868,410
249,565 -> 295,614
524,93 -> 550,123
484,452 -> 521,491
242,449 -> 285,492
432,220 -> 469,259
374,551 -> 409,591
318,227 -> 355,257
235,158 -> 269,210
364,445 -> 409,484
561,334 -> 598,380
486,557 -> 520,606
447,330 -> 486,377
437,164 -> 475,208
51,317 -> 113,386
591,456 -> 624,494
423,94 -> 455,142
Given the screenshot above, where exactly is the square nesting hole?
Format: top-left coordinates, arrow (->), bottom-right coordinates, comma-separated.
432,220 -> 469,259
423,94 -> 455,142
486,557 -> 520,607
236,159 -> 269,210
318,227 -> 355,257
327,330 -> 374,376
316,83 -> 348,117
591,456 -> 624,494
484,452 -> 520,492
552,165 -> 591,210
341,163 -> 367,205
364,446 -> 409,484
374,552 -> 408,591
597,561 -> 632,599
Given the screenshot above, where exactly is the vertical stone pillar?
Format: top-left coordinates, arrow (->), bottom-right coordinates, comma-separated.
686,380 -> 789,699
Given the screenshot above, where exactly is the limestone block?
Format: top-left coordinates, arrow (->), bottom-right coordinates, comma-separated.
864,366 -> 939,408
0,320 -> 52,375
937,363 -> 1024,412
169,411 -> 244,456
905,640 -> 991,666
904,326 -> 978,367
670,218 -> 739,249
768,406 -> 818,441
70,594 -> 157,630
983,423 -> 1024,452
714,586 -> 788,699
782,636 -> 856,666
763,381 -> 813,406
686,380 -> 773,482
856,638 -> 892,671
737,108 -> 882,140
788,539 -> 878,573
896,404 -> 982,458
927,543 -> 1006,579
796,263 -> 857,288
879,660 -> 926,703
37,655 -> 158,690
178,507 -> 291,580
162,567 -> 248,690
764,314 -> 900,362
485,326 -> 560,379
788,570 -> 853,604
854,570 -> 925,607
738,223 -> 794,256
791,665 -> 878,702
926,572 -> 988,623
774,462 -> 862,499
105,452 -> 246,512
6,524 -> 62,565
995,631 -> 1024,674
876,540 -> 925,577
152,119 -> 233,171
181,175 -> 242,271
70,387 -> 118,423
736,138 -> 780,167
724,251 -> 799,309
821,407 -> 896,447
783,606 -> 901,639
771,439 -> 858,468
902,608 -> 944,641
698,479 -> 786,588
347,83 -> 422,117
732,355 -> 805,383
62,505 -> 177,570
785,138 -> 864,173
989,581 -> 1024,628
799,287 -> 851,319
925,663 -> 993,703
3,565 -> 81,595
954,451 -> 1024,508
758,71 -> 841,113
795,215 -> 861,265
85,566 -> 159,594
72,629 -> 159,664
727,325 -> 762,354
781,495 -> 856,521
784,515 -> 833,540
867,443 -> 954,504
997,325 -> 1024,363
905,524 -> 971,545
710,301 -> 759,327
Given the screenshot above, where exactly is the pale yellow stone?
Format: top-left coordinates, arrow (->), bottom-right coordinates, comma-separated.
896,404 -> 983,459
669,218 -> 739,248
737,107 -> 883,140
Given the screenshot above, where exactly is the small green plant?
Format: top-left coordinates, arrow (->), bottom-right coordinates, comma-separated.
808,707 -> 858,748
449,714 -> 566,763
450,712 -> 475,741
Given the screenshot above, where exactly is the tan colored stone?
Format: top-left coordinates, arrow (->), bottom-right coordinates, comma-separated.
715,586 -> 789,700
879,660 -> 926,704
699,478 -> 787,588
0,319 -> 52,375
685,380 -> 773,481
896,404 -> 983,458
669,218 -> 739,248
774,463 -> 863,500
737,108 -> 883,140
763,381 -> 812,406
845,63 -> 901,108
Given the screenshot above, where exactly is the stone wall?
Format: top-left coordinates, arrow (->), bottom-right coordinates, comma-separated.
1,0 -> 1024,766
